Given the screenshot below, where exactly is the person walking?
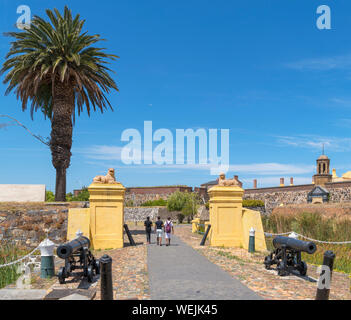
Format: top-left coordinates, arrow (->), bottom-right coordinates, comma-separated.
164,217 -> 174,246
155,216 -> 164,246
144,216 -> 153,244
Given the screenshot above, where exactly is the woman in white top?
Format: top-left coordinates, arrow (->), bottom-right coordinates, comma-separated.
164,217 -> 174,246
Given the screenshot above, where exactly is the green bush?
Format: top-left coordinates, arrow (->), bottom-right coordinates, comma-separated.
167,191 -> 201,220
66,187 -> 90,201
140,199 -> 167,207
167,191 -> 189,212
125,200 -> 134,207
46,187 -> 90,202
45,191 -> 55,202
242,199 -> 264,207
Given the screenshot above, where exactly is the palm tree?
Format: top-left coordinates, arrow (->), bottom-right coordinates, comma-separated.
1,6 -> 119,201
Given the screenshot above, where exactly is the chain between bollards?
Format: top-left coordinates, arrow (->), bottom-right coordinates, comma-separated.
100,254 -> 113,300
315,250 -> 335,300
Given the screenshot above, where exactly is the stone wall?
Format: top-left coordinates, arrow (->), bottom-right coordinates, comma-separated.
244,181 -> 351,214
125,207 -> 181,222
0,203 -> 86,246
0,203 -> 182,245
125,186 -> 192,206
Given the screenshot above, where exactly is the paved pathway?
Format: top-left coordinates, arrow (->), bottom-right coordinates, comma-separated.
147,234 -> 263,300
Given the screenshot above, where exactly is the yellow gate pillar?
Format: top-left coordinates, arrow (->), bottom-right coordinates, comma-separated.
208,185 -> 244,247
88,182 -> 126,250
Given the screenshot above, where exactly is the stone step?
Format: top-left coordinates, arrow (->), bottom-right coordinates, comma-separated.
44,288 -> 96,300
0,289 -> 48,300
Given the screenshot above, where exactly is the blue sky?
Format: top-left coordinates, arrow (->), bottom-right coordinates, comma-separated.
1,0 -> 351,192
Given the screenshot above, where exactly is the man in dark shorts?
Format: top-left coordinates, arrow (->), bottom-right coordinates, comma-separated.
144,216 -> 153,244
155,216 -> 164,246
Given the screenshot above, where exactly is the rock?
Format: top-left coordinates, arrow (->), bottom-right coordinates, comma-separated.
11,229 -> 25,237
0,289 -> 47,300
60,293 -> 91,300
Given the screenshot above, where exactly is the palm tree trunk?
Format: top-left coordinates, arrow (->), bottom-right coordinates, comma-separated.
50,81 -> 74,202
55,166 -> 66,201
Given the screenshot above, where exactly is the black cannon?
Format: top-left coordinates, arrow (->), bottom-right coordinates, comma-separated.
57,236 -> 100,284
264,236 -> 317,276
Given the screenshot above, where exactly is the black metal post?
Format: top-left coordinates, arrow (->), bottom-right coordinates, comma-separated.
315,250 -> 335,300
200,224 -> 211,246
124,224 -> 136,246
100,254 -> 113,300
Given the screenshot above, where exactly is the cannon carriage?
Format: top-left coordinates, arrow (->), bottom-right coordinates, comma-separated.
57,236 -> 100,284
264,236 -> 317,276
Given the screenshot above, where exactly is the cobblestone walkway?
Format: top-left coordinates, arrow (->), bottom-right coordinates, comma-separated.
175,225 -> 351,300
147,231 -> 262,300
40,226 -> 150,300
94,227 -> 150,300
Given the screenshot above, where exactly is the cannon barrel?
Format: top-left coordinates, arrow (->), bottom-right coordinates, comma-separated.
273,236 -> 316,254
57,236 -> 91,259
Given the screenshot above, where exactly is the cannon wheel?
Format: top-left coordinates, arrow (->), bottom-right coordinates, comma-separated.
58,267 -> 66,284
87,266 -> 94,283
297,261 -> 307,276
264,256 -> 272,270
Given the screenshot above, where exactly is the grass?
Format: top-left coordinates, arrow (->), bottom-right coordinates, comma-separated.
262,211 -> 351,274
0,240 -> 29,289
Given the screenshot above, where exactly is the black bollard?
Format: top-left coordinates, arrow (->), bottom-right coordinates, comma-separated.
315,250 -> 335,300
100,254 -> 113,300
200,224 -> 211,246
124,224 -> 136,246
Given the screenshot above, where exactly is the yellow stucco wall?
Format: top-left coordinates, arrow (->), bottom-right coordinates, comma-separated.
67,208 -> 90,241
88,183 -> 126,250
241,208 -> 267,251
208,185 -> 267,251
67,182 -> 126,250
208,185 -> 244,247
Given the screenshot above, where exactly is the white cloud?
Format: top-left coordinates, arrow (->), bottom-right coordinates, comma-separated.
286,54 -> 351,71
276,135 -> 351,152
78,146 -> 314,176
74,145 -> 123,160
228,163 -> 313,175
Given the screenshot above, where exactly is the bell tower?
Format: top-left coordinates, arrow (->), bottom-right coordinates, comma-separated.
313,146 -> 332,186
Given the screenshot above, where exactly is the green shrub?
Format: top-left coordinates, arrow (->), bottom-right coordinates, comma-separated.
46,187 -> 90,202
242,199 -> 264,207
66,187 -> 90,201
45,191 -> 55,202
125,200 -> 134,207
167,191 -> 201,220
167,191 -> 189,212
140,199 -> 167,207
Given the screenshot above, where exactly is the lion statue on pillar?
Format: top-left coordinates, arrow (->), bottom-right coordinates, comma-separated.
217,172 -> 241,187
93,168 -> 119,184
